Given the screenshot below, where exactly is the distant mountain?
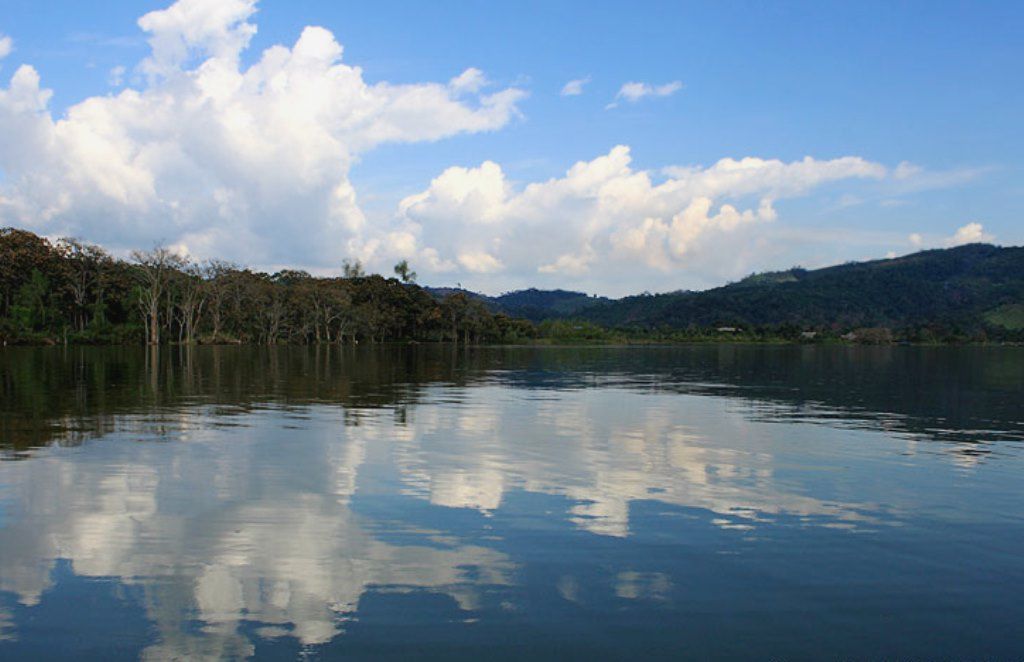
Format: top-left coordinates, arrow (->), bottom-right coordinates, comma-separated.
424,287 -> 609,322
492,289 -> 610,322
422,286 -> 490,303
577,244 -> 1024,333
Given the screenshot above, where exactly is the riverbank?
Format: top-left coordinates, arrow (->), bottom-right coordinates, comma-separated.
4,336 -> 1021,348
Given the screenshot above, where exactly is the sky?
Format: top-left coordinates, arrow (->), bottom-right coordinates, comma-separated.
0,0 -> 1021,296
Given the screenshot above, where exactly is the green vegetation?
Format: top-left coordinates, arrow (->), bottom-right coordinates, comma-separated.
0,228 -> 536,346
576,244 -> 1024,343
422,287 -> 611,323
535,319 -> 625,343
2,226 -> 1022,346
492,289 -> 611,321
984,304 -> 1024,331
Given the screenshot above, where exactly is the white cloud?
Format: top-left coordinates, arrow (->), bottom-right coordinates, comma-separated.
108,65 -> 126,87
0,35 -> 12,60
906,223 -> 995,251
457,251 -> 503,273
560,76 -> 590,97
449,67 -> 487,94
0,1 -> 966,295
608,80 -> 682,108
0,0 -> 525,268
137,0 -> 258,77
840,161 -> 987,211
660,155 -> 885,198
946,222 -> 994,247
892,161 -> 922,180
889,160 -> 987,194
539,250 -> 593,276
395,146 -> 886,291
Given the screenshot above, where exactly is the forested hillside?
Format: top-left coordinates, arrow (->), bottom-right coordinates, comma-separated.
577,244 -> 1024,340
3,226 -> 1022,345
491,289 -> 610,321
0,228 -> 535,345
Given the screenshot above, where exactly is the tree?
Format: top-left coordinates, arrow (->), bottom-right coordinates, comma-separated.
0,228 -> 57,320
441,292 -> 470,343
258,278 -> 288,344
175,262 -> 206,344
0,228 -> 539,346
11,270 -> 51,335
56,238 -> 111,332
314,280 -> 352,343
224,269 -> 262,342
203,260 -> 236,342
132,247 -> 185,345
342,259 -> 365,278
393,260 -> 417,284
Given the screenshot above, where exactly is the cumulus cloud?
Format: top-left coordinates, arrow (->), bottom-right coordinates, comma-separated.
0,35 -> 12,60
458,251 -> 504,273
607,80 -> 682,108
393,146 -> 886,291
449,67 -> 488,94
137,0 -> 259,77
0,0 -> 956,295
906,223 -> 995,251
0,0 -> 525,267
560,76 -> 590,96
946,222 -> 994,246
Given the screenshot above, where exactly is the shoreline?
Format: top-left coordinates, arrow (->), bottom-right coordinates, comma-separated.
3,339 -> 1022,349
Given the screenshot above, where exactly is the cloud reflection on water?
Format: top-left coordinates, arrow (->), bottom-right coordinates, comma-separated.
0,345 -> 1021,658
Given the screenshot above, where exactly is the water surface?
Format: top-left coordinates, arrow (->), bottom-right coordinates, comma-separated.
0,345 -> 1022,659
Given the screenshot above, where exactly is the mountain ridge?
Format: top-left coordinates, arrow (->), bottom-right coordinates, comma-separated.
442,244 -> 1024,336
423,287 -> 611,322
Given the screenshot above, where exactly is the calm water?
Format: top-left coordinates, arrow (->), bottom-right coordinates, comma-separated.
0,345 -> 1022,660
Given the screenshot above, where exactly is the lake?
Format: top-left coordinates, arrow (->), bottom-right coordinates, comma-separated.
0,345 -> 1022,659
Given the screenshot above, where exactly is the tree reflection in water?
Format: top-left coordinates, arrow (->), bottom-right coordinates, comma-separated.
0,345 -> 1021,659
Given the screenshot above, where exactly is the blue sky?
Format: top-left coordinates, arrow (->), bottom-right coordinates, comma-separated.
0,0 -> 1021,295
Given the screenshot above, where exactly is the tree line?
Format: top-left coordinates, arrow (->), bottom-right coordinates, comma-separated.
577,243 -> 1024,343
0,228 -> 536,346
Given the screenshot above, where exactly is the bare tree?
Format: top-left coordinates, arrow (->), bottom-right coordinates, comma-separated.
260,280 -> 288,344
176,262 -> 207,344
132,246 -> 185,345
203,260 -> 236,342
324,284 -> 352,343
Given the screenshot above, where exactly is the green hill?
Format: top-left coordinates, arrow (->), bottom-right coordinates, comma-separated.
577,244 -> 1024,338
491,288 -> 610,322
424,287 -> 609,322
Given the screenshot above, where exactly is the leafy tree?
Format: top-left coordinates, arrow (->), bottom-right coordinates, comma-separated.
394,260 -> 417,283
12,270 -> 52,335
0,228 -> 57,320
441,292 -> 470,343
56,238 -> 111,332
7,226 -> 1018,347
